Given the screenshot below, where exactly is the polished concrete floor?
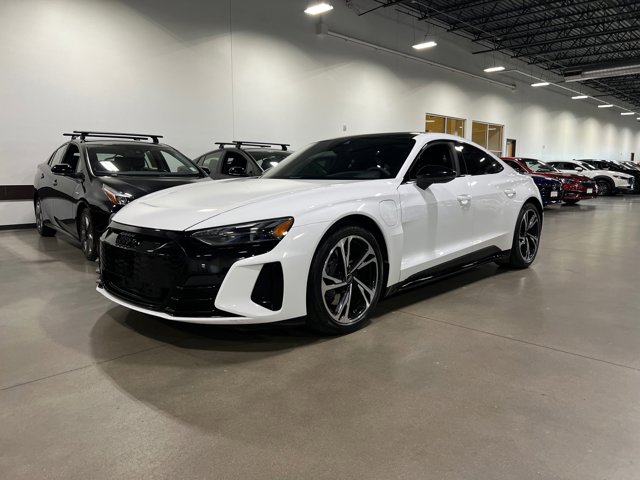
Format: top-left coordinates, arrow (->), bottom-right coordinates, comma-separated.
1,196 -> 640,480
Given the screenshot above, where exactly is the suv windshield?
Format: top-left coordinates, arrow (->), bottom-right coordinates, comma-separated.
522,158 -> 558,173
86,144 -> 201,177
248,150 -> 291,170
263,135 -> 416,180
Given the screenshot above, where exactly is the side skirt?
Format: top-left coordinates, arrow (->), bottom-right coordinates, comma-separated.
385,246 -> 509,297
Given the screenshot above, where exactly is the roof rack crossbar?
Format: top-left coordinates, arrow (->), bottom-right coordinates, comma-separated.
65,130 -> 163,144
215,141 -> 290,151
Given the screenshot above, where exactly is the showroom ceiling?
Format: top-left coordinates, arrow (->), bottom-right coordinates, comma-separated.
360,0 -> 640,110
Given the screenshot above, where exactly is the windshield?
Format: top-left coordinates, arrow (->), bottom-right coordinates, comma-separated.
522,158 -> 558,173
576,161 -> 596,170
86,145 -> 201,177
622,161 -> 640,170
248,150 -> 292,170
504,160 -> 527,174
263,135 -> 416,180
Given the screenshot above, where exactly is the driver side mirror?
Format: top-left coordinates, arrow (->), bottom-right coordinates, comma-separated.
416,165 -> 457,190
575,166 -> 584,171
227,166 -> 247,177
51,164 -> 74,176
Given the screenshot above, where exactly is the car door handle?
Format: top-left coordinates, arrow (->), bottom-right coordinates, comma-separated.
504,189 -> 516,198
40,173 -> 45,179
457,194 -> 471,206
53,180 -> 58,186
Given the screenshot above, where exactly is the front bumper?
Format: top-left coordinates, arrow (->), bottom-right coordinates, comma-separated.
613,176 -> 635,192
97,221 -> 326,324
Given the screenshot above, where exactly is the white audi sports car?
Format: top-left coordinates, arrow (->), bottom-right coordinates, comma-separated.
97,133 -> 543,334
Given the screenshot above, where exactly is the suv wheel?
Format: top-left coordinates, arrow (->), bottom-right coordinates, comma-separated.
596,179 -> 613,196
306,226 -> 383,335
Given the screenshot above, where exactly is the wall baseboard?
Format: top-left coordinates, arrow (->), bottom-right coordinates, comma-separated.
0,185 -> 35,201
0,223 -> 36,231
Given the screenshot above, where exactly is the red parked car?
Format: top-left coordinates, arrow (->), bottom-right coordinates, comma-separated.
501,157 -> 597,205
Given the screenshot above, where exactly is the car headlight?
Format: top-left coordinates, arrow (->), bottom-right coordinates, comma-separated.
191,217 -> 294,246
102,184 -> 133,206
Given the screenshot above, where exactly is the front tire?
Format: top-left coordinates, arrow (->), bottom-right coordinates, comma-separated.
79,208 -> 98,261
504,203 -> 542,269
35,198 -> 56,237
596,178 -> 613,196
306,226 -> 384,335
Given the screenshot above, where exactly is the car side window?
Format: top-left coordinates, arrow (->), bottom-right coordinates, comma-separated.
408,142 -> 456,180
203,151 -> 222,172
49,145 -> 68,167
61,144 -> 81,171
221,151 -> 249,175
458,143 -> 504,175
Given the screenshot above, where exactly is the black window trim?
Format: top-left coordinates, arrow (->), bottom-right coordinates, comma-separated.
454,141 -> 504,176
402,140 -> 462,184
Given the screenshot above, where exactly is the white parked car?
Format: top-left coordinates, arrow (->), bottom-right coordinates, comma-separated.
545,160 -> 635,195
97,133 -> 543,334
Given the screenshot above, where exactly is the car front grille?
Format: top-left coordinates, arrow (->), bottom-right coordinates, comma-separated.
100,224 -> 238,317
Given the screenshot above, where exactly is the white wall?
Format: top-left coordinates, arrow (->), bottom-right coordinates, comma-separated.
1,0 -> 639,225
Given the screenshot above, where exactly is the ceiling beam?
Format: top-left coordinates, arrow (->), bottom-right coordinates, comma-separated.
474,25 -> 640,54
511,38 -> 640,59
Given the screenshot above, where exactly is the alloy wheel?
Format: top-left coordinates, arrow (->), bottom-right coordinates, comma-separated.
321,235 -> 379,325
80,212 -> 94,257
35,200 -> 43,232
596,180 -> 610,196
518,209 -> 540,263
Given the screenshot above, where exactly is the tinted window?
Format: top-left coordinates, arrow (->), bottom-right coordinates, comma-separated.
504,160 -> 526,174
221,151 -> 249,175
248,150 -> 291,170
202,151 -> 222,171
49,145 -> 67,167
86,145 -> 200,176
458,144 -> 503,175
408,142 -> 455,179
61,144 -> 80,171
264,135 -> 416,180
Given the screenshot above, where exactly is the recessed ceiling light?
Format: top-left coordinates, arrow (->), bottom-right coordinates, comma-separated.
621,112 -> 635,116
571,95 -> 588,100
598,104 -> 614,108
484,66 -> 505,73
412,40 -> 437,50
531,82 -> 550,87
304,2 -> 333,15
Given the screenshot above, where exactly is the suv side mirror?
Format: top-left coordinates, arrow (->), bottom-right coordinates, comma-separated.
227,166 -> 247,177
416,165 -> 457,189
51,164 -> 74,176
575,166 -> 584,171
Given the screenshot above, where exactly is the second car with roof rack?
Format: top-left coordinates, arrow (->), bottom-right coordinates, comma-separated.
33,130 -> 209,260
194,141 -> 292,179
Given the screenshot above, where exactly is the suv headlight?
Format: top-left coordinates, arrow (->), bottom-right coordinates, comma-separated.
191,217 -> 294,246
102,184 -> 133,206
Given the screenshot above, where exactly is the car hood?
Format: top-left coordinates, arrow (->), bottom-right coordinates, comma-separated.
530,174 -> 559,185
535,172 -> 591,182
101,175 -> 210,199
112,177 -> 397,231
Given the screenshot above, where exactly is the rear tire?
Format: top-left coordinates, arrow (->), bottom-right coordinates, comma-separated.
306,226 -> 384,335
79,208 -> 98,261
504,203 -> 542,269
35,198 -> 56,237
